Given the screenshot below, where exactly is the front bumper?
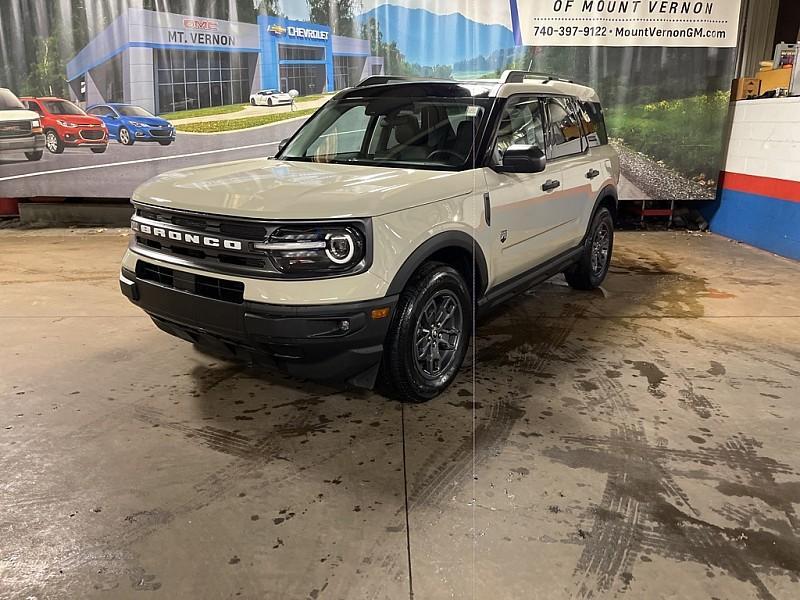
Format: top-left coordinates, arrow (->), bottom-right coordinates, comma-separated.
134,128 -> 175,141
120,267 -> 397,387
63,128 -> 107,147
0,133 -> 44,153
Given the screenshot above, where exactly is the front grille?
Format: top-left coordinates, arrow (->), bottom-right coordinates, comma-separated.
0,120 -> 32,139
149,129 -> 172,138
133,205 -> 276,278
80,129 -> 104,140
136,261 -> 244,304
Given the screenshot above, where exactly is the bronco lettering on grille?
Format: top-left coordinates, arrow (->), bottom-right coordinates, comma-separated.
138,223 -> 243,251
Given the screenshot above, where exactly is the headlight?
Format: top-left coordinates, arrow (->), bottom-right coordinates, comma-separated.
255,224 -> 367,275
31,119 -> 40,128
57,120 -> 78,128
130,121 -> 148,128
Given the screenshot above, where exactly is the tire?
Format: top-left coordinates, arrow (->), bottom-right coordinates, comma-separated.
268,98 -> 274,107
45,130 -> 64,154
250,98 -> 256,106
565,206 -> 614,290
382,262 -> 472,402
25,150 -> 43,161
158,140 -> 173,146
91,146 -> 107,154
119,128 -> 134,146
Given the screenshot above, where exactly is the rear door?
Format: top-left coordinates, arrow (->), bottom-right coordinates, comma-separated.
541,96 -> 595,246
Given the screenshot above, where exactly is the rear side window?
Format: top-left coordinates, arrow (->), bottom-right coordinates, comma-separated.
578,101 -> 609,147
543,96 -> 584,160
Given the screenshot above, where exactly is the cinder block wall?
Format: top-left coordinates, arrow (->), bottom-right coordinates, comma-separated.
712,97 -> 800,260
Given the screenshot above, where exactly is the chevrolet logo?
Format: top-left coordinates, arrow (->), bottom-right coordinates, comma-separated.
267,24 -> 287,36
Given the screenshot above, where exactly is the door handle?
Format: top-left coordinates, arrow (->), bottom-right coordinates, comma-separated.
542,179 -> 561,192
586,169 -> 600,179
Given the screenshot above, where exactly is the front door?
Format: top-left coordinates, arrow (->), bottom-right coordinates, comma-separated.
483,95 -> 573,285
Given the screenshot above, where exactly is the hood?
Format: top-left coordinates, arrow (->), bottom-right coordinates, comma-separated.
122,115 -> 170,127
53,114 -> 104,126
0,109 -> 39,122
132,158 -> 474,220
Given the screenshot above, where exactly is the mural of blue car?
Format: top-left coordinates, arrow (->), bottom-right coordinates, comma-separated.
86,103 -> 175,146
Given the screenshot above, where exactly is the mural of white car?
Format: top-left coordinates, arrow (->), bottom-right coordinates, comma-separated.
249,90 -> 293,107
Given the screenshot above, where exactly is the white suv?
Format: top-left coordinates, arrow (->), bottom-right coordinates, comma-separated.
120,71 -> 619,401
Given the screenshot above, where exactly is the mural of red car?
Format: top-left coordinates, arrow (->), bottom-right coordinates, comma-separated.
20,97 -> 108,154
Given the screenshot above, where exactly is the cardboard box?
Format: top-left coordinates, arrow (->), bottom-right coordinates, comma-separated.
757,68 -> 792,94
731,77 -> 761,101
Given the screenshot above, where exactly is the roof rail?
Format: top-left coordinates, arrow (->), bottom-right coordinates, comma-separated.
500,70 -> 574,84
355,75 -> 453,87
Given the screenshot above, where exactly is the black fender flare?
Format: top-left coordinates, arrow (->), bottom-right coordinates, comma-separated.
593,184 -> 618,221
385,231 -> 489,297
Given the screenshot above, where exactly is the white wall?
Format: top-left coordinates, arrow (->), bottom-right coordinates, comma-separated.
723,97 -> 800,182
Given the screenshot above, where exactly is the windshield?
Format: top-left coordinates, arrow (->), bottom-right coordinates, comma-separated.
117,105 -> 155,118
279,94 -> 492,170
42,100 -> 85,115
0,89 -> 24,111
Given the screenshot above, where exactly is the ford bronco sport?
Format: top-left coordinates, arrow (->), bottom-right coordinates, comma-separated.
120,71 -> 619,401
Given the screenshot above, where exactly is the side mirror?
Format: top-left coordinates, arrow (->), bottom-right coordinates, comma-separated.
277,138 -> 290,154
500,145 -> 546,174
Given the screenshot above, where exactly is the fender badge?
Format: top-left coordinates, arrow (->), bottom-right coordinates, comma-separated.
500,230 -> 508,244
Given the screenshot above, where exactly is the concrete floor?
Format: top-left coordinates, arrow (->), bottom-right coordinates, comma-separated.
1,229 -> 799,600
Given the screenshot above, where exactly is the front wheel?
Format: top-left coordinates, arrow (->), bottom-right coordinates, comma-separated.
118,128 -> 134,146
382,262 -> 472,402
565,206 -> 614,290
25,150 -> 43,161
45,130 -> 64,154
91,146 -> 107,154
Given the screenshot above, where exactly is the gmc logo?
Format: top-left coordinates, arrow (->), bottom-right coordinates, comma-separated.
183,18 -> 219,31
136,223 -> 243,251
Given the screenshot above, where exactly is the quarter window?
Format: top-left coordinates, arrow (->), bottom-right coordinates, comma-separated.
544,97 -> 584,160
578,100 -> 609,147
491,96 -> 545,166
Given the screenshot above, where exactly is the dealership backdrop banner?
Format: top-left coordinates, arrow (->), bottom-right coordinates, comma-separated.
0,0 -> 743,202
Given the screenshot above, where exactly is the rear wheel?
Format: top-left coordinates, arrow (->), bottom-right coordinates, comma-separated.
25,150 -> 43,161
382,262 -> 472,402
565,207 -> 614,290
45,130 -> 64,154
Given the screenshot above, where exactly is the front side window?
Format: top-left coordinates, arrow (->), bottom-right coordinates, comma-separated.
280,92 -> 491,170
88,106 -> 112,117
544,97 -> 584,160
491,96 -> 546,166
41,100 -> 85,116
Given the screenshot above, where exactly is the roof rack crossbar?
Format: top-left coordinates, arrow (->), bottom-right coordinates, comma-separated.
356,75 -> 453,87
500,70 -> 574,84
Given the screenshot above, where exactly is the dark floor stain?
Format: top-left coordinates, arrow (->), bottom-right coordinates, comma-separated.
626,360 -> 667,396
688,435 -> 707,445
576,381 -> 599,392
708,361 -> 727,376
228,556 -> 240,565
